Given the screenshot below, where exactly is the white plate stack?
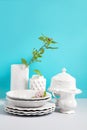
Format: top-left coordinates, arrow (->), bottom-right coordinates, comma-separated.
5,90 -> 55,116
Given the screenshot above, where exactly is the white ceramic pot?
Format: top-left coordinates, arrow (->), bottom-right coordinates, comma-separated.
10,64 -> 29,90
30,75 -> 46,91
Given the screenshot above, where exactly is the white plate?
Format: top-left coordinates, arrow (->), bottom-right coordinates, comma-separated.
5,102 -> 55,111
6,96 -> 51,108
5,106 -> 55,114
6,90 -> 51,100
5,102 -> 55,116
5,108 -> 55,116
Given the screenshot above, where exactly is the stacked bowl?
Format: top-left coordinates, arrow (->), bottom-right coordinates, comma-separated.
5,90 -> 55,116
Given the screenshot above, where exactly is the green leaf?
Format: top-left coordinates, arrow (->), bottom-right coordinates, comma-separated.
33,54 -> 38,59
40,48 -> 44,54
34,69 -> 42,76
38,54 -> 42,57
21,58 -> 29,66
46,46 -> 58,49
32,49 -> 38,55
51,41 -> 58,44
38,36 -> 45,42
43,91 -> 46,97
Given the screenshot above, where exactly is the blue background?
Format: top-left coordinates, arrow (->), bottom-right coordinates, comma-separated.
0,0 -> 87,98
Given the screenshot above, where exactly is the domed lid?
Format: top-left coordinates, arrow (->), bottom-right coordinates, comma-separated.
53,68 -> 75,82
49,68 -> 82,94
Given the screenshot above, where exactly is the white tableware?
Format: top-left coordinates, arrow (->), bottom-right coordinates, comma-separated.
30,75 -> 46,91
5,102 -> 55,116
10,64 -> 29,90
49,68 -> 82,114
6,96 -> 51,108
6,90 -> 51,101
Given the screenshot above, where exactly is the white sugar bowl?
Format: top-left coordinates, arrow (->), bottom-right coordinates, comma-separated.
49,68 -> 82,114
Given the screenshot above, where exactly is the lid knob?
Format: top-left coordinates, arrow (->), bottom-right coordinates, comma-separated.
62,68 -> 66,73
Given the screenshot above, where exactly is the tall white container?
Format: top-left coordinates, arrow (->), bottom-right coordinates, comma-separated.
10,64 -> 29,90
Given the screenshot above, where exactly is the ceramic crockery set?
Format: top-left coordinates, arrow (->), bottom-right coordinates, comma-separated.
5,90 -> 56,116
5,67 -> 82,116
5,65 -> 56,116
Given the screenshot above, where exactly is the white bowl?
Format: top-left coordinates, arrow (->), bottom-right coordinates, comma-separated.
6,96 -> 51,108
6,90 -> 51,100
6,90 -> 51,108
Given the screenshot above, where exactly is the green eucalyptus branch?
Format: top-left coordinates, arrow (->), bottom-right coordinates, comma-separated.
21,34 -> 58,75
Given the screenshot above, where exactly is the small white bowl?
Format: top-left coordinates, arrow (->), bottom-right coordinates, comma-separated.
6,90 -> 51,108
6,96 -> 51,108
6,90 -> 51,101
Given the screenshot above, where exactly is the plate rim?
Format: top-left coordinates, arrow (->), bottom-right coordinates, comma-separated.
6,90 -> 51,101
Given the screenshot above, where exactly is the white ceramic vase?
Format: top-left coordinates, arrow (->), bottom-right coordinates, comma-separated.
29,75 -> 46,91
10,64 -> 29,90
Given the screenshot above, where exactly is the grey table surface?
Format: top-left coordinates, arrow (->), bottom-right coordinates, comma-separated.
0,99 -> 87,130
